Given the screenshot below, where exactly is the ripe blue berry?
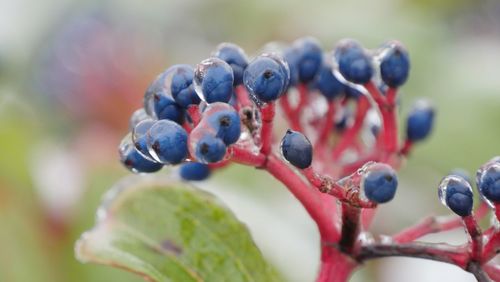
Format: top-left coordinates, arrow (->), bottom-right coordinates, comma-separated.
334,39 -> 373,84
170,65 -> 200,108
293,37 -> 323,83
243,54 -> 290,105
193,134 -> 227,163
119,135 -> 163,173
204,103 -> 241,145
379,41 -> 410,88
361,163 -> 398,203
194,57 -> 234,103
213,43 -> 248,86
144,69 -> 185,124
280,130 -> 312,169
147,120 -> 188,164
406,99 -> 435,142
438,175 -> 473,217
179,162 -> 211,181
313,56 -> 345,100
477,162 -> 500,202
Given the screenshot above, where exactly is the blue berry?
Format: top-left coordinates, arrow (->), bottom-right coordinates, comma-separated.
334,39 -> 373,84
213,43 -> 248,86
194,134 -> 227,163
129,108 -> 149,131
293,37 -> 323,83
119,135 -> 163,173
283,46 -> 300,86
147,120 -> 188,164
179,162 -> 211,181
243,54 -> 290,105
280,130 -> 312,169
361,163 -> 398,203
379,41 -> 410,88
438,175 -> 473,217
477,162 -> 500,202
313,56 -> 345,100
205,103 -> 241,145
194,57 -> 234,103
144,70 -> 185,124
170,65 -> 200,108
406,99 -> 435,142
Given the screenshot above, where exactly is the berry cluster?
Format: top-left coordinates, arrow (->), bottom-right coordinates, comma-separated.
118,37 -> 500,281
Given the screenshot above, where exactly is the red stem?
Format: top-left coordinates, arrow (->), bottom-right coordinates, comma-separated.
317,245 -> 356,282
280,95 -> 302,131
332,96 -> 370,161
235,85 -> 253,108
462,215 -> 482,261
393,202 -> 489,243
316,100 -> 336,149
399,139 -> 413,156
265,154 -> 339,241
260,102 -> 275,155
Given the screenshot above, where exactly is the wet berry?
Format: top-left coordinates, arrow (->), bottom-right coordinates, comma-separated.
213,43 -> 248,86
194,134 -> 227,163
438,175 -> 473,217
243,53 -> 290,104
204,103 -> 241,145
280,130 -> 312,169
477,162 -> 500,202
170,65 -> 200,108
313,55 -> 345,100
119,135 -> 163,173
194,57 -> 234,103
334,39 -> 373,84
361,163 -> 398,203
293,37 -> 323,83
379,41 -> 410,88
147,120 -> 188,164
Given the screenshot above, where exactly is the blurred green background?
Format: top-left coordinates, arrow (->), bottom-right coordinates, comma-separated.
1,0 -> 499,281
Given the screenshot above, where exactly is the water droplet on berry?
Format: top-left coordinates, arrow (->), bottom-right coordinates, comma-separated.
438,175 -> 472,206
129,108 -> 150,131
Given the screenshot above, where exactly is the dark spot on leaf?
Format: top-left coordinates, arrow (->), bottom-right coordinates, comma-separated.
161,240 -> 183,256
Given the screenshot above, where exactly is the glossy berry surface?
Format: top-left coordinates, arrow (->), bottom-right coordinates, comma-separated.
406,99 -> 435,142
293,37 -> 323,83
194,57 -> 234,103
334,39 -> 373,84
147,120 -> 188,164
478,163 -> 500,202
243,54 -> 290,104
449,168 -> 472,185
362,164 -> 398,203
213,43 -> 248,86
313,56 -> 345,100
179,162 -> 211,181
205,104 -> 241,145
280,130 -> 312,169
380,41 -> 410,88
438,176 -> 473,217
170,65 -> 200,108
194,134 -> 227,163
119,136 -> 163,173
132,119 -> 156,160
143,69 -> 185,124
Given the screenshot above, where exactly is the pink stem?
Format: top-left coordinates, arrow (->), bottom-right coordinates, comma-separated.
280,95 -> 302,131
260,102 -> 275,155
462,215 -> 482,261
316,100 -> 336,149
265,154 -> 339,241
317,245 -> 356,282
332,96 -> 370,161
399,139 -> 413,156
393,202 -> 489,243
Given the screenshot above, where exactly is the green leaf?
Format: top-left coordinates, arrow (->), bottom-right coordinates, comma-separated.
75,175 -> 282,282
